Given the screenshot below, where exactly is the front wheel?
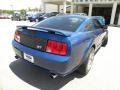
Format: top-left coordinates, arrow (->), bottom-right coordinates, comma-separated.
77,47 -> 95,76
102,35 -> 108,47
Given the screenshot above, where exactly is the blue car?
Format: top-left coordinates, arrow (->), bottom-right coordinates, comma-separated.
92,16 -> 105,26
12,15 -> 108,78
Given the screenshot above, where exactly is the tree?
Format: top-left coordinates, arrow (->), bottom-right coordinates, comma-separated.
0,9 -> 14,14
20,9 -> 26,15
27,7 -> 41,12
0,9 -> 2,14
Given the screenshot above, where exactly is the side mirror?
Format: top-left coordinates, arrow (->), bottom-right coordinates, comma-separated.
103,25 -> 108,29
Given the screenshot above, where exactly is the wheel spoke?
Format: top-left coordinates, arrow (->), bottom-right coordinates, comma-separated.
87,49 -> 94,71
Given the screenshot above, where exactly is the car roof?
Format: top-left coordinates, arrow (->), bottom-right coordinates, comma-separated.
55,15 -> 91,19
73,13 -> 87,16
92,16 -> 104,19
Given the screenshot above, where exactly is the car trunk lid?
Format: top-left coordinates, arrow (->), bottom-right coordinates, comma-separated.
15,26 -> 72,55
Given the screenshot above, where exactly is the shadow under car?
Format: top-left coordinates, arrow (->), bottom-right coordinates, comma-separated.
9,59 -> 83,90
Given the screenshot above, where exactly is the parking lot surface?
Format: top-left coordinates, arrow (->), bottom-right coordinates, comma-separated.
0,19 -> 120,90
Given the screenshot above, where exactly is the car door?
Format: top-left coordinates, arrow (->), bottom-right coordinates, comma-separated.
92,19 -> 105,50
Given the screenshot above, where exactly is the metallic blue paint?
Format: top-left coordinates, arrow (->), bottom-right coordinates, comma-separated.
12,40 -> 70,62
12,15 -> 107,76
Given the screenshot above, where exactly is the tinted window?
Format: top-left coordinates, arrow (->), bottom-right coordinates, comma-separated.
93,19 -> 102,29
51,12 -> 58,16
85,22 -> 93,31
43,13 -> 51,17
33,16 -> 85,32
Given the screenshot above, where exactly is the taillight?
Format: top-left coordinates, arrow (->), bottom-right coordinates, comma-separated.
46,40 -> 67,55
14,31 -> 21,42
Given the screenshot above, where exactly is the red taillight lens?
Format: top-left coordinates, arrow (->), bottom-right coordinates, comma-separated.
46,40 -> 67,55
14,31 -> 21,42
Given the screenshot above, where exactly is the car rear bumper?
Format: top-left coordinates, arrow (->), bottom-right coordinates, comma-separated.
12,40 -> 74,76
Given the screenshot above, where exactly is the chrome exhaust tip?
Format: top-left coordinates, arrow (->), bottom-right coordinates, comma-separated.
49,73 -> 58,79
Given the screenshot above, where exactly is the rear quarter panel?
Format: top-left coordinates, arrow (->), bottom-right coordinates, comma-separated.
68,31 -> 95,69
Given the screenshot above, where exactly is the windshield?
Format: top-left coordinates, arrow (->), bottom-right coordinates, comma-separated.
33,16 -> 85,32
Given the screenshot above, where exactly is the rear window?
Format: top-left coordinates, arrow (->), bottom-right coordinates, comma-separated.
33,16 -> 85,32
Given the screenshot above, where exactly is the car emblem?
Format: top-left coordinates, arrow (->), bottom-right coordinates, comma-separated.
36,45 -> 42,49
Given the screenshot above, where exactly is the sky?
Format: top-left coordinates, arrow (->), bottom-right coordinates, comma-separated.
0,0 -> 42,10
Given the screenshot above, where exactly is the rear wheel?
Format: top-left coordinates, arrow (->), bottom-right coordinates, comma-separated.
77,47 -> 95,76
30,20 -> 32,22
18,18 -> 20,21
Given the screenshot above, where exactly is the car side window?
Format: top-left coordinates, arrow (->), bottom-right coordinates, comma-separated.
85,22 -> 93,31
93,19 -> 102,29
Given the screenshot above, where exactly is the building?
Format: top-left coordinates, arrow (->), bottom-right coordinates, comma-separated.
41,0 -> 120,25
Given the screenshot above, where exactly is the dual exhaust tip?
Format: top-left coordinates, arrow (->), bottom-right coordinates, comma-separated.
49,73 -> 58,79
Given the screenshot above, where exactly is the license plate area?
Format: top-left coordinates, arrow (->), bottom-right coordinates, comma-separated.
24,53 -> 34,63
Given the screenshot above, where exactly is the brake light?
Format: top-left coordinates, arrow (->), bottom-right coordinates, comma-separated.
14,31 -> 21,42
46,40 -> 67,55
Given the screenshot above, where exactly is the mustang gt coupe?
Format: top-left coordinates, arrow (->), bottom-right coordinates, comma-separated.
12,15 -> 108,78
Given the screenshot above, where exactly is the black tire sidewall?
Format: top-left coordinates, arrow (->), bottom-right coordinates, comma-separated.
77,47 -> 95,75
102,35 -> 108,47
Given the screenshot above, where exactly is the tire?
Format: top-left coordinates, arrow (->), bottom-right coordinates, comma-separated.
29,20 -> 32,22
102,35 -> 108,47
77,47 -> 95,76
